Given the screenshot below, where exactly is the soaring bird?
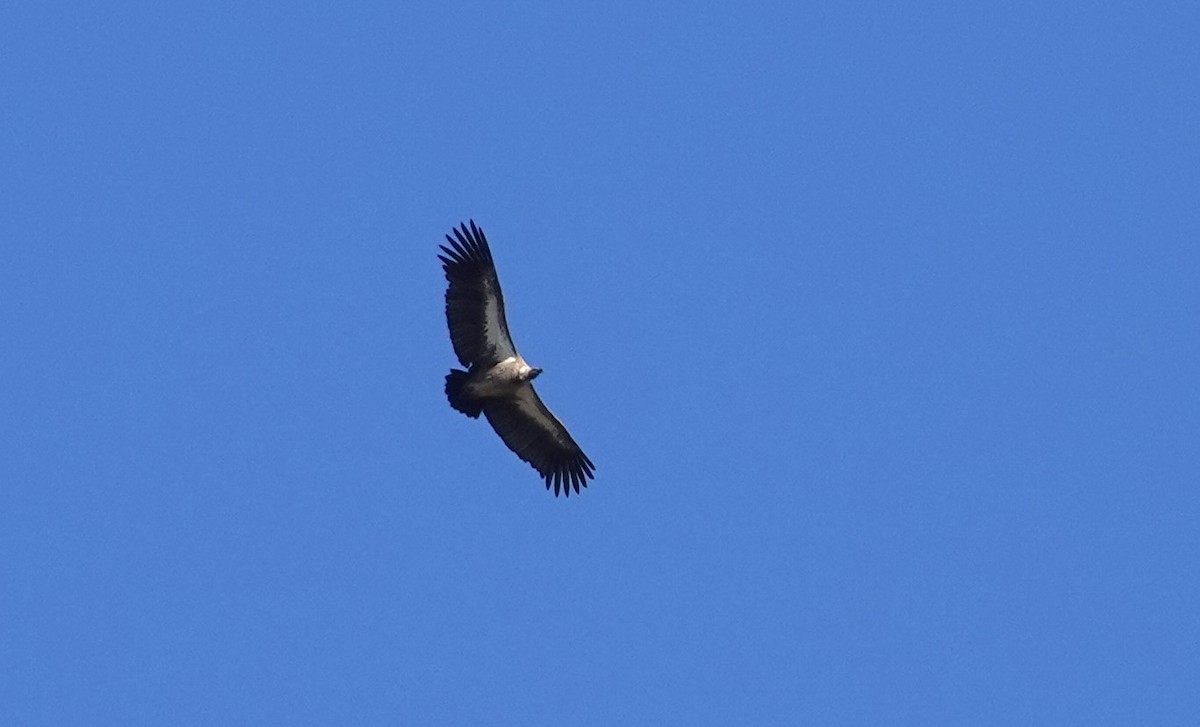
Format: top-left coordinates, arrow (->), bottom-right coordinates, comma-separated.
439,220 -> 595,496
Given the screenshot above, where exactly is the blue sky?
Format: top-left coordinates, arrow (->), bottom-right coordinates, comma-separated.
3,1 -> 1198,724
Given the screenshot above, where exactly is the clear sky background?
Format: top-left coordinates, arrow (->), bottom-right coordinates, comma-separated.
3,1 -> 1198,724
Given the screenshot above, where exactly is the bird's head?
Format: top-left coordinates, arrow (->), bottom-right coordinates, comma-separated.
523,367 -> 543,381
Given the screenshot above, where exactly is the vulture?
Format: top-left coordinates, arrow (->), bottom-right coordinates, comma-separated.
439,220 -> 595,496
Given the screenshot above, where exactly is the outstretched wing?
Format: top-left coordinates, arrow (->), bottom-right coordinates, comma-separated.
438,220 -> 517,367
483,386 -> 596,497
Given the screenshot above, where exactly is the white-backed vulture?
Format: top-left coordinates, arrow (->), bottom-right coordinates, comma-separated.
439,220 -> 595,496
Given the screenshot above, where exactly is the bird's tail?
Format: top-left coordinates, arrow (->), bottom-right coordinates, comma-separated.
445,369 -> 483,418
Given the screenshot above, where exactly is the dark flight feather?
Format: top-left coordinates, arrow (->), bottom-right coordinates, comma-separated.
438,221 -> 516,367
483,387 -> 595,496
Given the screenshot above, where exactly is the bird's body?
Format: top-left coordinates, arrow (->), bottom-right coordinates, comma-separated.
460,356 -> 537,399
439,221 -> 595,496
